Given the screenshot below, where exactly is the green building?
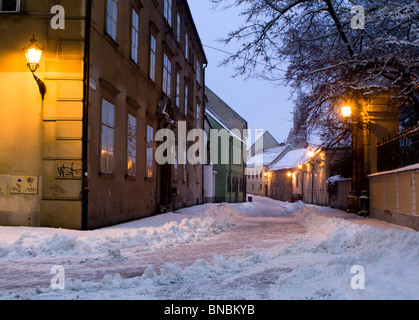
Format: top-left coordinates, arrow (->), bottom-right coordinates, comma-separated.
205,87 -> 248,203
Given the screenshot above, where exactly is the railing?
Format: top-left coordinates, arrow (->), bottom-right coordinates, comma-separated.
377,125 -> 419,172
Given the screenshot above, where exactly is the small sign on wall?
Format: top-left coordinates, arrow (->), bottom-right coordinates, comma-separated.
10,176 -> 39,195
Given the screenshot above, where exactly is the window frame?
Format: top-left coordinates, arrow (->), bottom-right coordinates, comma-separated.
127,113 -> 137,178
0,0 -> 20,12
131,8 -> 139,64
162,52 -> 172,97
175,72 -> 181,108
149,33 -> 157,82
106,0 -> 118,41
146,125 -> 154,179
164,0 -> 172,27
101,99 -> 116,175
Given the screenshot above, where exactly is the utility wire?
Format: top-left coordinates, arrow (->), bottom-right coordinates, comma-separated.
203,44 -> 288,73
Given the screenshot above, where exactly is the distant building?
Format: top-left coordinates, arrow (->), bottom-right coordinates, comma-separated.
247,131 -> 283,159
246,145 -> 293,196
268,147 -> 328,205
205,88 -> 248,203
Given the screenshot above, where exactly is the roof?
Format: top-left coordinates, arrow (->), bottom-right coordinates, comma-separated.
205,109 -> 246,144
205,87 -> 248,133
246,145 -> 290,168
268,148 -> 313,171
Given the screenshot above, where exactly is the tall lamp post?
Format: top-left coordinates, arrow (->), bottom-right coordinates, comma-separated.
341,103 -> 372,216
24,35 -> 46,100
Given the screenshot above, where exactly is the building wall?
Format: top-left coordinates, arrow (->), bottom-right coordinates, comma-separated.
0,0 -> 85,229
269,170 -> 292,202
246,166 -> 269,196
369,170 -> 419,231
0,0 -> 206,229
86,0 -> 206,228
329,178 -> 352,211
207,114 -> 246,203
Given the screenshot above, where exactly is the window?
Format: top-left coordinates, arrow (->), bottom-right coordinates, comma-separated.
106,0 -> 118,41
127,114 -> 137,177
0,0 -> 20,12
184,83 -> 188,116
196,60 -> 201,84
150,34 -> 156,82
185,33 -> 189,61
101,100 -> 115,174
173,145 -> 178,179
175,72 -> 180,107
131,9 -> 139,64
196,104 -> 201,129
164,0 -> 172,27
176,13 -> 181,43
146,125 -> 154,178
163,53 -> 172,96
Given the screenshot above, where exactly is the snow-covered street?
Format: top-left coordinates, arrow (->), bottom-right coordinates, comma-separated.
0,196 -> 418,300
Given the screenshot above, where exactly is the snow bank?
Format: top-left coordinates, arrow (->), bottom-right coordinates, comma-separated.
0,203 -> 245,261
2,199 -> 418,300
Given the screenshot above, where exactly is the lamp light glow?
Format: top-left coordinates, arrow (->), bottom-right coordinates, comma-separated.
341,106 -> 353,119
24,35 -> 43,73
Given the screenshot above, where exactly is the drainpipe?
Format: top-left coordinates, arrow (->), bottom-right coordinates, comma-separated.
202,62 -> 207,204
81,0 -> 92,230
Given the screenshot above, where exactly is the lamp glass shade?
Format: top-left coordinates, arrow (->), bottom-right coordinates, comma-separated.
341,106 -> 353,119
24,36 -> 43,72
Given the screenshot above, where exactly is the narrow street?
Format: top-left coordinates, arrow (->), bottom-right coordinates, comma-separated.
1,196 -> 417,300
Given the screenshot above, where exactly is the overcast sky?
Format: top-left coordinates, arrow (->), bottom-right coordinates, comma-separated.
188,1 -> 295,145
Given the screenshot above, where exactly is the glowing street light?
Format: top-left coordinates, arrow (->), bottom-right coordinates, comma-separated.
341,105 -> 353,119
23,35 -> 46,100
307,148 -> 315,159
24,35 -> 43,73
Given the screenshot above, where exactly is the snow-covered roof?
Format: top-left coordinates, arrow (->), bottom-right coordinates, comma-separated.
268,148 -> 313,171
205,109 -> 246,144
246,145 -> 289,168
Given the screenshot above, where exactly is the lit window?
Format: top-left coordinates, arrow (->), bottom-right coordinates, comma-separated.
163,53 -> 172,96
150,34 -> 156,82
0,0 -> 20,12
146,125 -> 154,178
131,9 -> 139,64
127,114 -> 137,177
101,100 -> 115,174
107,0 -> 118,41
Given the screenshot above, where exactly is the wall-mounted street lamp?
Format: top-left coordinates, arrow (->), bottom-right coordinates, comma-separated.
24,35 -> 46,100
341,105 -> 373,131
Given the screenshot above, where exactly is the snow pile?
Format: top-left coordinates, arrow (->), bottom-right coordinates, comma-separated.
1,198 -> 418,300
267,203 -> 419,300
0,203 -> 245,261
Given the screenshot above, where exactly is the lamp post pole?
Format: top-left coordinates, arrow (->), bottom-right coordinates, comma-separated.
342,102 -> 371,216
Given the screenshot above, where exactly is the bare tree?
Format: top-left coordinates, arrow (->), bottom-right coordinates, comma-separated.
211,0 -> 419,147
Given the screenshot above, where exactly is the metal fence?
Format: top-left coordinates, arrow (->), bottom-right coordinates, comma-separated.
377,126 -> 419,172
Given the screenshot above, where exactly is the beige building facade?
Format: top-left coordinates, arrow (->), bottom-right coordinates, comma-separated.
0,0 -> 206,229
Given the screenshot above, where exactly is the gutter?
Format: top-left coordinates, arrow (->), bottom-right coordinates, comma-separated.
81,0 -> 92,230
202,62 -> 208,204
